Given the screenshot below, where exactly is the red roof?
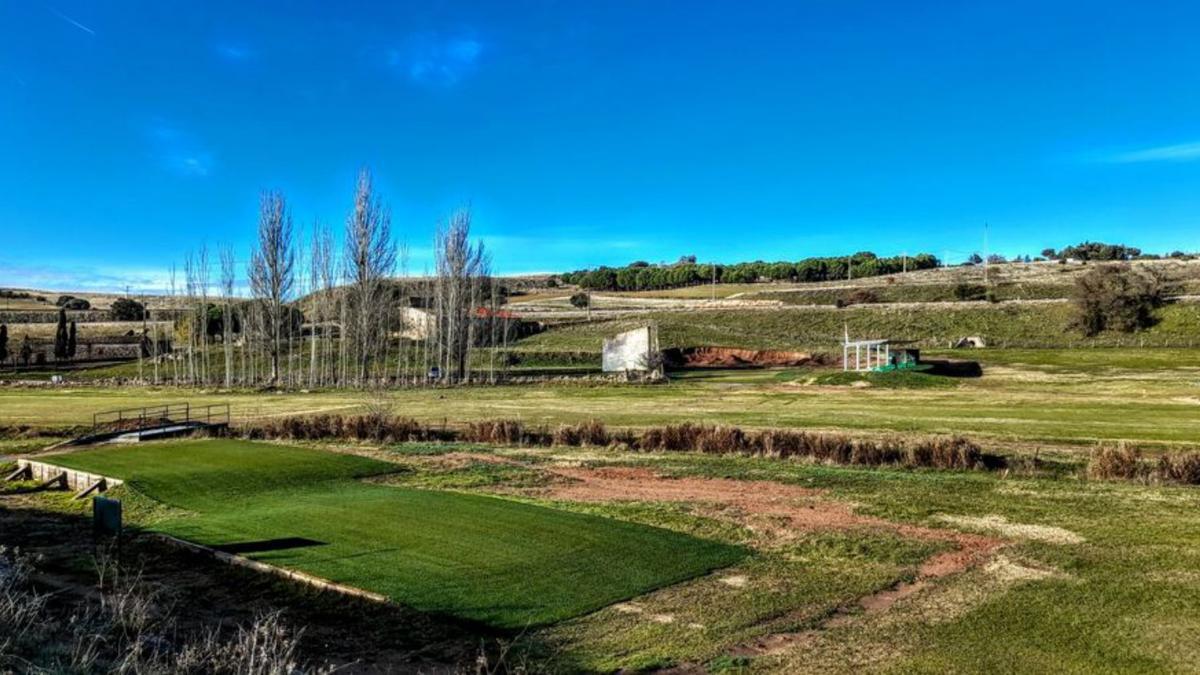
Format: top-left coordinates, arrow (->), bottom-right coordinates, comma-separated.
474,307 -> 518,319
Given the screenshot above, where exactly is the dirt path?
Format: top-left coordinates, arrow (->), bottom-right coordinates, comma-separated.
536,466 -> 1002,663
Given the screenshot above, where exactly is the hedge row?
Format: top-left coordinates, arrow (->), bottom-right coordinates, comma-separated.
241,414 -> 986,471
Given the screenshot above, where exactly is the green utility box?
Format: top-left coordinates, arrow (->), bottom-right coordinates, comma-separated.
93,496 -> 122,536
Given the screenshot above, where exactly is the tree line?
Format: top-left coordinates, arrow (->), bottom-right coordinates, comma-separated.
561,252 -> 941,291
146,167 -> 507,389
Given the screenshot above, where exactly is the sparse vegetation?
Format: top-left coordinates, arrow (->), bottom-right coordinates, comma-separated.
1071,263 -> 1165,336
0,546 -> 322,673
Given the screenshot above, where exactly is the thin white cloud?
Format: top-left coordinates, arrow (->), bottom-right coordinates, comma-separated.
48,6 -> 95,35
0,261 -> 176,293
147,121 -> 214,177
1104,141 -> 1200,164
390,32 -> 484,87
213,42 -> 253,62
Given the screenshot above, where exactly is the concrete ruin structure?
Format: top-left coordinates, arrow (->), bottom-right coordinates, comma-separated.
602,325 -> 660,374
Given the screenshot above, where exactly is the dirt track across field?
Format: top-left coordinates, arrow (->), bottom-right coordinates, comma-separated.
536,466 -> 1003,663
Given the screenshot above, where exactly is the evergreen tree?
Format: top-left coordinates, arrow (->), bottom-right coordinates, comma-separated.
53,308 -> 68,361
0,324 -> 8,365
67,321 -> 77,359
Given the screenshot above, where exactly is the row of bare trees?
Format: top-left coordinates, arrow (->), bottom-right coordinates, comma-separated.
147,167 -> 506,389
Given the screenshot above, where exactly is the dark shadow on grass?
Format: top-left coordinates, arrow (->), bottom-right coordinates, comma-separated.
214,537 -> 327,554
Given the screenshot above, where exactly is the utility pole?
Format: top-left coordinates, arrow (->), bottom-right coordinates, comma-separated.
983,222 -> 990,285
902,251 -> 908,274
710,262 -> 716,302
847,255 -> 853,281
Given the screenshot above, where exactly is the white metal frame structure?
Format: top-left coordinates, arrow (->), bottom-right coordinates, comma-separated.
843,338 -> 890,372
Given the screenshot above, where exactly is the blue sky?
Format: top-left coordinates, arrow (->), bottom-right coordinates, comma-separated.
3,1 -> 1200,291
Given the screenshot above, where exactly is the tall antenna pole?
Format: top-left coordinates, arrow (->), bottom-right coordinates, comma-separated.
983,223 -> 990,285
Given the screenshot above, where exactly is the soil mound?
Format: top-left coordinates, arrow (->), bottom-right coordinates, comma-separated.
663,346 -> 814,368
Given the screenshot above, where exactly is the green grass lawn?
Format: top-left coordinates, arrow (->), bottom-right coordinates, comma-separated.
49,439 -> 744,629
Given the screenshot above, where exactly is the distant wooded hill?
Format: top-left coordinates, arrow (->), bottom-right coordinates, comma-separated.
559,253 -> 941,291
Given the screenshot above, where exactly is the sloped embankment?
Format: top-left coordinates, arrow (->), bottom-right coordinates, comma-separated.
662,346 -> 815,368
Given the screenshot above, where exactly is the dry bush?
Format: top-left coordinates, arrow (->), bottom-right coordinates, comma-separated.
694,426 -> 748,454
1088,443 -> 1146,481
638,423 -> 705,452
551,424 -> 581,447
464,419 -> 549,446
1155,452 -> 1200,485
629,424 -> 982,470
243,416 -> 988,473
176,611 -> 308,675
551,420 -> 610,447
913,435 -> 984,469
0,547 -> 326,674
244,413 -> 431,443
0,547 -> 49,660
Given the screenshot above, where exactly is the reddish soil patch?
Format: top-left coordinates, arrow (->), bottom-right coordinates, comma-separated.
543,466 -> 997,554
662,346 -> 814,368
539,466 -> 1001,661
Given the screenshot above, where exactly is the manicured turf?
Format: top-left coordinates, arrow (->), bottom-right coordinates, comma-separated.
51,439 -> 744,628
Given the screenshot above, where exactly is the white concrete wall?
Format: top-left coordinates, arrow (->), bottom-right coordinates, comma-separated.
602,326 -> 653,372
17,459 -> 123,491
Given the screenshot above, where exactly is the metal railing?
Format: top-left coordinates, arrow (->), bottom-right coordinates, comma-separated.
91,402 -> 230,433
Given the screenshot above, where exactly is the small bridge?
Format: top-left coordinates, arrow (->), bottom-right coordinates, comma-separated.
69,402 -> 231,446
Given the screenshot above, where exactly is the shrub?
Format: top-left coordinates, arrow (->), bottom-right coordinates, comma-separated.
838,289 -> 879,307
953,283 -> 986,301
464,419 -> 549,445
242,416 -> 989,473
109,297 -> 146,322
1071,263 -> 1164,336
1088,444 -> 1146,481
55,295 -> 91,310
569,292 -> 590,309
1156,453 -> 1200,485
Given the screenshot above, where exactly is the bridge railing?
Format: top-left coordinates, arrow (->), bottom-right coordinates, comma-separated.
91,402 -> 230,433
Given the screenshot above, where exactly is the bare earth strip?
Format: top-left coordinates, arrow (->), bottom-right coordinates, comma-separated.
531,466 -> 1002,665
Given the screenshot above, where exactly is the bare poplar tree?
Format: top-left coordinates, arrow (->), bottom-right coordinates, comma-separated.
249,190 -> 296,386
219,246 -> 237,387
183,253 -> 197,384
433,209 -> 490,383
342,168 -> 397,387
196,245 -> 211,385
308,222 -> 331,387
168,264 -> 178,383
